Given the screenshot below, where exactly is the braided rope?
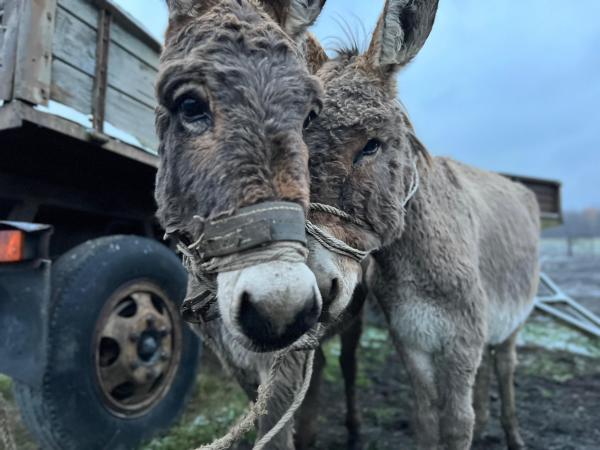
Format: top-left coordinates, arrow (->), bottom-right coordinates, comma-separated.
0,392 -> 16,450
305,221 -> 368,262
193,349 -> 315,450
306,159 -> 419,260
309,203 -> 367,228
252,350 -> 315,450
200,242 -> 307,274
402,159 -> 420,210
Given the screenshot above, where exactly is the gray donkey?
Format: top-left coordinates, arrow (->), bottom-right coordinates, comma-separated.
156,0 -> 330,352
302,1 -> 540,449
156,1 -> 365,448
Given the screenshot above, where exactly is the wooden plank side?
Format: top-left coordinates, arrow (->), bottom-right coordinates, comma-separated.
110,19 -> 159,70
506,174 -> 563,227
51,0 -> 159,151
58,0 -> 160,70
91,7 -> 110,130
57,0 -> 96,28
50,58 -> 93,115
14,0 -> 57,105
104,0 -> 162,52
13,99 -> 158,166
0,0 -> 20,100
107,40 -> 157,108
105,87 -> 157,151
53,5 -> 96,77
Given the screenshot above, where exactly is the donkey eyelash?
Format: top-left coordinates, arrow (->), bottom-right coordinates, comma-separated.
169,83 -> 209,110
353,139 -> 383,165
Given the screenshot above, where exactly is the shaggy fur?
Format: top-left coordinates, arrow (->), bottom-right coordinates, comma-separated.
187,272 -> 364,450
155,0 -> 322,236
155,1 -> 361,448
155,0 -> 330,353
303,1 -> 540,449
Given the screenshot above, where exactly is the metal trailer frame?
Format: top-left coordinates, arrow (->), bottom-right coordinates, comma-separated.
535,272 -> 600,338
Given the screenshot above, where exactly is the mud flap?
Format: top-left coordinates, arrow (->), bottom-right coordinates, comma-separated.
0,221 -> 52,386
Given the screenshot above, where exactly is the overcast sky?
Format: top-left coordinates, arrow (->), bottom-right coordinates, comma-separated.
116,0 -> 600,211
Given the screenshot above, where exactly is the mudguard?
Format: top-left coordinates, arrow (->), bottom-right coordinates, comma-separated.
0,221 -> 52,386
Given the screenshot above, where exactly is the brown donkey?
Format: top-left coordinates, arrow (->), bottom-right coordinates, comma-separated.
303,0 -> 540,449
155,0 -> 330,352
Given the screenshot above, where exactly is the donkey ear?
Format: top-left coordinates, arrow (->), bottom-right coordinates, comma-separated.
286,0 -> 327,39
164,0 -> 216,38
366,0 -> 438,72
260,0 -> 326,41
165,0 -> 203,18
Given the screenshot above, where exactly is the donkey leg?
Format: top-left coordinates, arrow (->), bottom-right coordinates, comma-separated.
492,331 -> 526,450
437,344 -> 481,450
340,314 -> 363,449
472,347 -> 492,442
397,344 -> 440,450
294,347 -> 326,450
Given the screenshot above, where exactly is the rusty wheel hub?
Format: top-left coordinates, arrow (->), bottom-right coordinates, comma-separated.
94,281 -> 182,417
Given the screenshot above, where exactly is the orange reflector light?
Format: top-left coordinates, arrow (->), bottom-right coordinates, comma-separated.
0,230 -> 24,262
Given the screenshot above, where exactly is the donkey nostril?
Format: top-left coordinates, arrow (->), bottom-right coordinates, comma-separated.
330,278 -> 340,303
323,277 -> 340,305
237,290 -> 320,351
240,291 -> 251,307
238,291 -> 275,346
305,292 -> 321,324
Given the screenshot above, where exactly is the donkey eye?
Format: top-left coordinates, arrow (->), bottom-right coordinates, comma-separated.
354,139 -> 382,164
303,109 -> 319,130
178,97 -> 210,123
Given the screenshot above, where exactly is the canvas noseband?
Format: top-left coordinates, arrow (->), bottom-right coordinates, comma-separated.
178,201 -> 307,325
196,201 -> 306,259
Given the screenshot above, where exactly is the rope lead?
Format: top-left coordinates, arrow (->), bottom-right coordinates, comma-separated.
194,349 -> 316,450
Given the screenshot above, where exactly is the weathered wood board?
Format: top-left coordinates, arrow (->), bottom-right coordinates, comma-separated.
49,0 -> 160,151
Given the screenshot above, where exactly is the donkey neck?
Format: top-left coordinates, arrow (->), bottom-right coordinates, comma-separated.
373,157 -> 478,291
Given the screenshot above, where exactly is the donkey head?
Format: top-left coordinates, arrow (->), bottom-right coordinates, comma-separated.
155,0 -> 326,351
305,0 -> 438,308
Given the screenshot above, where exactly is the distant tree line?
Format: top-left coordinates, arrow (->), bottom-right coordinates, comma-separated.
543,208 -> 600,238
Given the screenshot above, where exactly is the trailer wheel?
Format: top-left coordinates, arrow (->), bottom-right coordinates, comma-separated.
13,235 -> 200,450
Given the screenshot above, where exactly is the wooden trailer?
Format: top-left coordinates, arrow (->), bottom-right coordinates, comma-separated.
0,1 -> 200,449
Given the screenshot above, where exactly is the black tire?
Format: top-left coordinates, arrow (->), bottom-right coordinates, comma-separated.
13,235 -> 200,450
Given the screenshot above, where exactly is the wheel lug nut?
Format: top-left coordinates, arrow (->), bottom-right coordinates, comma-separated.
146,315 -> 155,327
160,351 -> 169,361
158,326 -> 169,337
129,332 -> 139,342
130,362 -> 140,371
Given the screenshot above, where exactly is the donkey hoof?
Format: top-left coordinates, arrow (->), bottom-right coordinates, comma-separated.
347,433 -> 363,450
507,439 -> 527,450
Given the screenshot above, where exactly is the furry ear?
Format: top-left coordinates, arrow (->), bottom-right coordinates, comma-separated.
165,0 -> 208,19
304,32 -> 329,73
164,0 -> 217,38
260,0 -> 327,41
366,0 -> 438,73
286,0 -> 327,39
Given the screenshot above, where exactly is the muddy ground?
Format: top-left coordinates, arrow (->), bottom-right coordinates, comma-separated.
2,255 -> 599,450
310,334 -> 600,450
307,255 -> 600,450
181,317 -> 600,450
151,254 -> 600,450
